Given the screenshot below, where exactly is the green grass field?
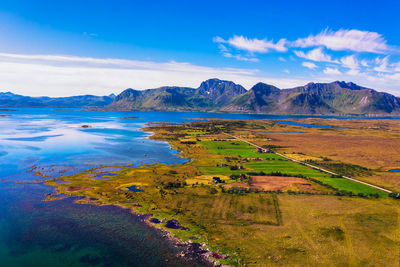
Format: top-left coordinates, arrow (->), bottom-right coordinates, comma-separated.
197,166 -> 246,175
317,178 -> 387,196
199,138 -> 388,196
244,160 -> 330,178
200,140 -> 282,159
200,140 -> 331,178
163,193 -> 279,226
185,130 -> 207,137
45,121 -> 400,266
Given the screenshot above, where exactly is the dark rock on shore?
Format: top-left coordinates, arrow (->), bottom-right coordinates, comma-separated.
150,218 -> 161,224
165,219 -> 189,230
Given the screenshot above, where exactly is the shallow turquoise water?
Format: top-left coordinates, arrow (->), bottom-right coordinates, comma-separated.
0,108 -> 397,266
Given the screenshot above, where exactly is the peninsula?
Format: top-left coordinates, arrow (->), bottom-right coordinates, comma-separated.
38,118 -> 400,266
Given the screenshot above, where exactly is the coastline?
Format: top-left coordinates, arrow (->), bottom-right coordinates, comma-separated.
15,117 -> 400,266
43,187 -> 220,267
37,124 -> 223,266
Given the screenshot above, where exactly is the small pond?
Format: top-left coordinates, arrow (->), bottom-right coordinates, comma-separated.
127,185 -> 144,192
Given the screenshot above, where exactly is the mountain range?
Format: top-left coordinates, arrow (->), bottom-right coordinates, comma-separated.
106,79 -> 400,115
2,78 -> 400,115
0,92 -> 115,108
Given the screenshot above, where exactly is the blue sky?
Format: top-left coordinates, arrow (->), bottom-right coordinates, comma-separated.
0,0 -> 399,96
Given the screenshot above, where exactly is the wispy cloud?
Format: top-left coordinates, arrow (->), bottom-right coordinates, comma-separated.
223,52 -> 259,62
360,59 -> 369,67
214,35 -> 287,53
340,55 -> 359,69
213,29 -> 400,95
347,69 -> 360,76
374,56 -> 390,72
323,67 -> 341,75
0,52 -> 310,96
293,28 -> 389,53
394,62 -> 400,72
294,47 -> 337,63
302,62 -> 317,70
218,44 -> 229,52
83,32 -> 98,37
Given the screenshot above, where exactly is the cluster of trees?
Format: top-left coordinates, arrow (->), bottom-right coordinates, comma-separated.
224,185 -> 382,199
389,192 -> 400,199
124,191 -> 136,199
261,144 -> 285,151
190,120 -> 247,133
287,190 -> 324,195
305,160 -> 372,177
329,190 -> 380,198
230,174 -> 247,180
162,181 -> 187,189
223,186 -> 262,195
180,141 -> 196,144
224,156 -> 239,162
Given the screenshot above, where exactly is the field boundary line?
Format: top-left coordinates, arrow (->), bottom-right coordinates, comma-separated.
222,132 -> 392,194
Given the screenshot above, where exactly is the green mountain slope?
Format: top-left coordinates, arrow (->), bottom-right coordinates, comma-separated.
2,78 -> 400,115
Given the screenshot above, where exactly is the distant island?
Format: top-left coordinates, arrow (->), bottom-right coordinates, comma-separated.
2,78 -> 400,116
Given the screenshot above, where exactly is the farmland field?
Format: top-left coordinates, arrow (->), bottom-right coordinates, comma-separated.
200,140 -> 281,159
41,119 -> 400,266
244,160 -> 329,178
197,166 -> 246,175
317,177 -> 386,196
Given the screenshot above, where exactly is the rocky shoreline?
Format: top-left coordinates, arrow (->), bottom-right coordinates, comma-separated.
42,189 -> 227,266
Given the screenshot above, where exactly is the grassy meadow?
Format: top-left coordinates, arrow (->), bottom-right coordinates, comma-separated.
317,177 -> 386,196
40,119 -> 400,266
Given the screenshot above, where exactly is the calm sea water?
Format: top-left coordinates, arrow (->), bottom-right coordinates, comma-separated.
0,108 -> 396,266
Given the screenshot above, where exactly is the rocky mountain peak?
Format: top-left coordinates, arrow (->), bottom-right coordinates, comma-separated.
197,78 -> 246,104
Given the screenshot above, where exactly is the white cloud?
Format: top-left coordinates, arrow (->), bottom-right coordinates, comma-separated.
360,59 -> 369,67
214,35 -> 287,53
302,62 -> 317,70
218,44 -> 228,52
293,29 -> 389,53
223,52 -> 259,62
314,68 -> 400,96
374,56 -> 390,72
340,55 -> 359,69
212,36 -> 225,43
386,73 -> 400,81
0,52 -> 311,97
294,28 -> 389,53
347,69 -> 360,76
278,56 -> 286,62
323,67 -> 341,75
283,69 -> 290,74
2,52 -> 400,97
394,62 -> 400,72
294,47 -> 337,63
